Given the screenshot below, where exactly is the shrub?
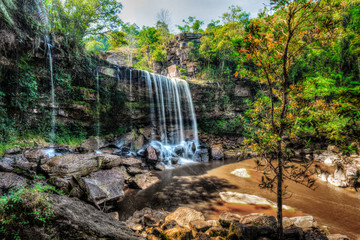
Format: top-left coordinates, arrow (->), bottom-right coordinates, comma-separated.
0,184 -> 57,239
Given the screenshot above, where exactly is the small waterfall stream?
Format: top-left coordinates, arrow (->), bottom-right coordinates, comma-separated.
47,42 -> 56,144
95,67 -> 101,150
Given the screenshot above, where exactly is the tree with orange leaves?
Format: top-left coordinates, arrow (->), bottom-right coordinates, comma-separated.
238,0 -> 341,238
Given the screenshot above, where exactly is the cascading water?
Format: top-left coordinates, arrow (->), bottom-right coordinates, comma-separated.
140,71 -> 199,165
47,42 -> 56,144
95,67 -> 101,151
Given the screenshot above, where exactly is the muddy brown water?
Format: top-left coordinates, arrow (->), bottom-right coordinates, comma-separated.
117,159 -> 360,239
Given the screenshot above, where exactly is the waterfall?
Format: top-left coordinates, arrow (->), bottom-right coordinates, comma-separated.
47,43 -> 56,144
141,71 -> 199,164
95,67 -> 101,149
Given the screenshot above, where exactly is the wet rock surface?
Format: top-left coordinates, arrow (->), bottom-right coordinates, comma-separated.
124,207 -> 341,240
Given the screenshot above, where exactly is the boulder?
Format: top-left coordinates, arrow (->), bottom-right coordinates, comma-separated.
130,173 -> 160,190
154,163 -> 165,171
120,157 -> 143,168
46,194 -> 141,240
328,145 -> 340,153
290,216 -> 317,229
284,226 -> 304,239
80,168 -> 125,205
41,153 -> 122,178
146,145 -> 158,163
190,219 -> 212,232
211,144 -> 224,160
0,157 -> 15,172
127,166 -> 144,176
239,213 -> 276,228
193,148 -> 209,162
80,136 -> 106,152
24,149 -> 48,162
0,172 -> 26,190
165,207 -> 205,229
5,147 -> 22,155
218,212 -> 242,227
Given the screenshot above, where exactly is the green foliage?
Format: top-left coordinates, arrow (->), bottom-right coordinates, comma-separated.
0,0 -> 16,25
176,16 -> 204,33
45,0 -> 123,45
0,184 -> 57,239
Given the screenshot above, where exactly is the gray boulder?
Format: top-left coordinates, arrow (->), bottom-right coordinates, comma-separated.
41,153 -> 122,178
21,194 -> 142,240
0,172 -> 26,190
80,168 -> 125,205
0,157 -> 15,172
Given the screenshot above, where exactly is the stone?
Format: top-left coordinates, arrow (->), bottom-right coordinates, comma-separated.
290,216 -> 317,229
190,219 -> 212,232
79,136 -> 106,152
130,173 -> 160,190
282,217 -> 293,228
205,227 -> 228,237
5,147 -> 22,155
146,145 -> 158,163
327,234 -> 350,240
303,229 -> 327,240
211,144 -> 224,160
41,153 -> 121,178
165,207 -> 205,229
174,145 -> 185,156
239,213 -> 276,228
150,227 -> 163,238
24,149 -> 48,162
154,163 -> 165,171
0,157 -> 15,172
163,227 -> 192,240
80,168 -> 125,205
206,220 -> 219,227
171,157 -> 179,165
107,212 -> 120,220
328,145 -> 340,153
120,157 -> 143,168
161,220 -> 178,230
0,172 -> 26,190
45,194 -> 141,239
193,148 -> 209,162
284,226 -> 304,239
194,233 -> 211,240
143,214 -> 158,227
218,212 -> 242,227
127,166 -> 144,176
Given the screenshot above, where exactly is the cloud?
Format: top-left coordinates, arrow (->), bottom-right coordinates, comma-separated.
120,0 -> 269,30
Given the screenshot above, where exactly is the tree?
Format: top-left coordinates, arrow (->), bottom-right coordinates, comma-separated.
156,9 -> 171,34
45,0 -> 123,43
222,5 -> 250,26
176,16 -> 204,33
239,0 -> 340,238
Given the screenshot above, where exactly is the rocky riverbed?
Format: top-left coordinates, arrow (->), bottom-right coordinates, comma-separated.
0,137 -> 357,239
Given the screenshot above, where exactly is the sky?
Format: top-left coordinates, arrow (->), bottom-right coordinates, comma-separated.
119,0 -> 269,31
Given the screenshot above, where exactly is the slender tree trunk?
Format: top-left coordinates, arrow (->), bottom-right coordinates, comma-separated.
277,142 -> 283,240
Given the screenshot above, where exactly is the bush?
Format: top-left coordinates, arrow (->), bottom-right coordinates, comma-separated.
0,184 -> 57,239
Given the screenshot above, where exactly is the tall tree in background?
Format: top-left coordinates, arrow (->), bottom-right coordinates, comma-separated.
45,0 -> 123,43
239,0 -> 340,238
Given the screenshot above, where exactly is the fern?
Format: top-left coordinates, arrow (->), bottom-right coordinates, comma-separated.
0,0 -> 16,26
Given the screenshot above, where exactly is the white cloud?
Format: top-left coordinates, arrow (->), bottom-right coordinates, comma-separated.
120,0 -> 269,31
